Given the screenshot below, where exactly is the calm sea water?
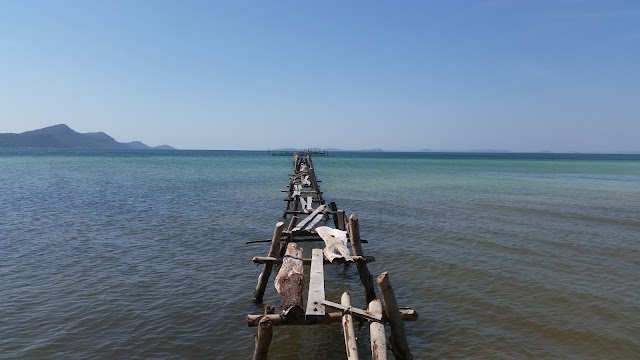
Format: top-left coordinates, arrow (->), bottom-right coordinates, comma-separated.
1,149 -> 639,359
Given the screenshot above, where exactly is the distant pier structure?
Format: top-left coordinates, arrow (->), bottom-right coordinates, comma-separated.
268,148 -> 329,156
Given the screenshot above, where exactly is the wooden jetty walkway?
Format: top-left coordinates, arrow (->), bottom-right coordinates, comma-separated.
268,148 -> 329,156
247,152 -> 417,359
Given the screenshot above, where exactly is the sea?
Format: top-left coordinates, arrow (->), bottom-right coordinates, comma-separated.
1,149 -> 638,359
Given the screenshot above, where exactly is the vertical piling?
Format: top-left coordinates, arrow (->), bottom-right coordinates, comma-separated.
252,317 -> 273,360
254,221 -> 285,303
348,214 -> 376,303
368,298 -> 387,360
329,202 -> 339,228
377,272 -> 412,360
341,292 -> 359,360
337,210 -> 346,231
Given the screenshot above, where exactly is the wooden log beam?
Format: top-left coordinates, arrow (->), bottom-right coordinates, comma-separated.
253,221 -> 285,303
252,317 -> 273,360
369,298 -> 387,360
274,243 -> 304,320
341,292 -> 359,360
348,214 -> 376,303
252,255 -> 375,265
378,272 -> 413,360
246,308 -> 418,327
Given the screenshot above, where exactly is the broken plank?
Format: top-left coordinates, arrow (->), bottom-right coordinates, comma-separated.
292,204 -> 326,231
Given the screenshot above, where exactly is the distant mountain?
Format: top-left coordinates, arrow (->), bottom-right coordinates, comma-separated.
0,124 -> 175,149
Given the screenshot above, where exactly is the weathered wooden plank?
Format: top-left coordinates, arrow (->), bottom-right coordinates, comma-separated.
252,255 -> 375,265
378,272 -> 413,360
322,299 -> 383,321
298,196 -> 313,213
292,184 -> 302,197
292,204 -> 326,231
315,226 -> 353,263
369,298 -> 387,360
292,205 -> 325,231
341,292 -> 359,360
274,243 -> 304,320
305,248 -> 325,317
304,211 -> 326,231
304,196 -> 313,212
299,196 -> 309,213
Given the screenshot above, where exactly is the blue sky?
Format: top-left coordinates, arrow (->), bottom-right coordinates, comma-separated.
1,0 -> 638,152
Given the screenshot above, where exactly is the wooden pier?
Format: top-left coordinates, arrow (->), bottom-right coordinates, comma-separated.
268,148 -> 329,157
247,152 -> 416,359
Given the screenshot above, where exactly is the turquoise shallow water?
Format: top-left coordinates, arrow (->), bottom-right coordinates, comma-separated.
1,149 -> 639,359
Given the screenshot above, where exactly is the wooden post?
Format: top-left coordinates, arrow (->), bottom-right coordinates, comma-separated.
348,214 -> 376,303
337,210 -> 346,230
283,179 -> 295,218
254,221 -> 285,303
252,316 -> 273,360
368,298 -> 387,360
341,292 -> 359,360
278,215 -> 298,257
377,272 -> 412,360
348,214 -> 364,255
274,243 -> 304,320
329,202 -> 339,228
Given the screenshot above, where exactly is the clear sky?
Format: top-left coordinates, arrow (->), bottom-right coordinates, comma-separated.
1,0 -> 638,152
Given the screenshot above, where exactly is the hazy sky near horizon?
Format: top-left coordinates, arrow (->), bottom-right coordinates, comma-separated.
1,1 -> 639,152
